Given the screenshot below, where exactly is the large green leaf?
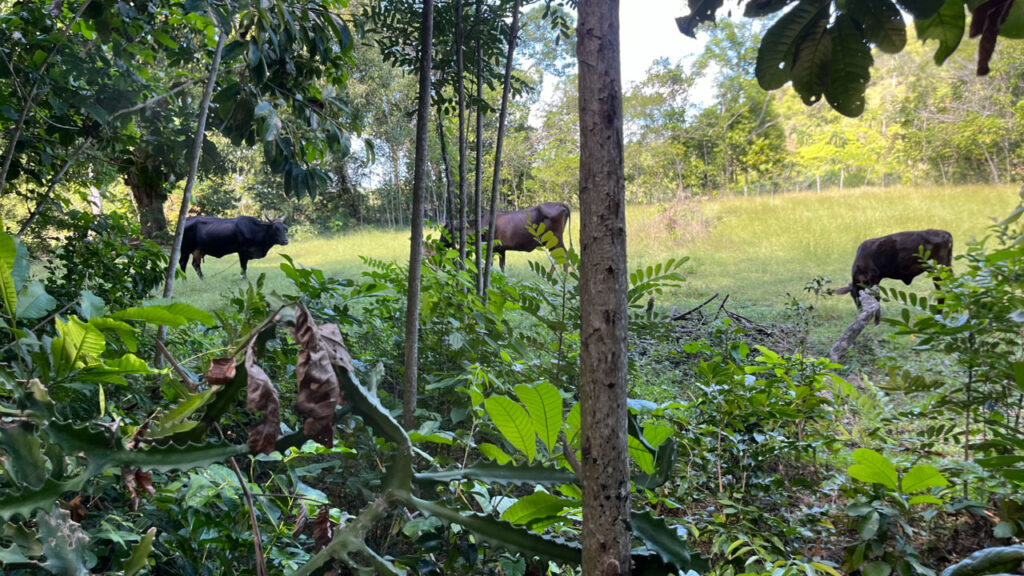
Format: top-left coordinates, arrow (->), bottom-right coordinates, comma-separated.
52,317 -> 107,377
629,435 -> 655,474
148,389 -> 217,438
631,511 -> 692,571
14,281 -> 56,321
941,545 -> 1024,576
897,0 -> 948,19
37,505 -> 89,576
501,492 -> 574,526
825,14 -> 874,118
847,0 -> 907,53
916,0 -> 966,64
414,461 -> 575,487
88,317 -> 139,353
901,464 -> 949,493
0,259 -> 16,324
514,382 -> 562,452
485,395 -> 537,463
0,422 -> 48,489
755,0 -> 831,90
848,448 -> 898,490
112,303 -> 215,327
78,354 -> 157,385
123,527 -> 156,576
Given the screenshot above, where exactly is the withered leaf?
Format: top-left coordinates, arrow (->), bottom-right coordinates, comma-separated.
293,305 -> 340,447
67,495 -> 87,522
969,0 -> 1015,74
313,506 -> 334,551
318,324 -> 354,374
122,467 -> 139,512
245,343 -> 281,455
206,357 -> 236,386
292,503 -> 308,539
135,469 -> 155,497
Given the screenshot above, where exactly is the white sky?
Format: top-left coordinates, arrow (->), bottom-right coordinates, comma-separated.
619,2 -> 705,90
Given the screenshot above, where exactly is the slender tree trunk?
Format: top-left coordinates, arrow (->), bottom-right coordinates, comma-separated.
473,0 -> 484,294
483,0 -> 522,296
456,0 -> 468,264
404,0 -> 433,431
982,147 -> 1000,183
437,107 -> 454,226
156,30 -> 226,365
577,0 -> 631,573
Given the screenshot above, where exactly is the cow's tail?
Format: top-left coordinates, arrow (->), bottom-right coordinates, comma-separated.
834,285 -> 852,295
563,203 -> 573,253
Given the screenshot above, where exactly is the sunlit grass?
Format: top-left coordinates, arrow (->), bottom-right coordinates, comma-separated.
173,185 -> 1021,324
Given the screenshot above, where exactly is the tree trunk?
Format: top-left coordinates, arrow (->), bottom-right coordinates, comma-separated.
456,0 -> 468,263
404,0 -> 433,431
483,0 -> 522,296
577,0 -> 631,574
126,150 -> 170,240
473,0 -> 484,295
437,106 -> 454,226
157,30 -> 226,366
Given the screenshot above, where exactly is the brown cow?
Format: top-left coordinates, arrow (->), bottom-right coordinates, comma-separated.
442,202 -> 571,272
835,229 -> 953,323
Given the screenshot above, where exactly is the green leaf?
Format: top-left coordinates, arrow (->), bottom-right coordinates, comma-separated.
848,448 -> 898,490
915,0 -> 966,65
88,318 -> 138,353
153,30 -> 179,49
942,545 -> 1024,576
37,505 -> 89,575
631,511 -> 692,571
478,443 -> 513,464
123,527 -> 156,576
629,435 -> 655,474
825,14 -> 874,117
791,11 -> 832,104
897,0 -> 948,19
514,382 -> 562,452
0,258 -> 16,323
847,0 -> 907,53
52,317 -> 106,377
858,510 -> 881,540
415,461 -> 575,488
79,354 -> 157,385
15,281 -> 55,321
907,494 -> 943,505
0,422 -> 48,489
77,290 -> 106,320
112,442 -> 248,472
755,0 -> 831,90
901,464 -> 948,493
485,395 -> 536,463
112,303 -> 215,327
501,492 -> 573,525
862,561 -> 893,576
0,476 -> 88,522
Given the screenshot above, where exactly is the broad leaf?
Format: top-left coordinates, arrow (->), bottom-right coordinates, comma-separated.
862,561 -> 893,576
631,511 -> 692,571
791,11 -> 832,104
485,395 -> 537,463
0,422 -> 48,489
676,0 -> 726,38
942,544 -> 1024,576
246,343 -> 281,454
79,354 -> 156,385
847,0 -> 907,53
514,382 -> 562,452
500,492 -> 573,526
0,259 -> 16,323
124,527 -> 156,576
77,290 -> 106,320
478,443 -> 513,464
14,281 -> 56,321
901,464 -> 949,493
37,506 -> 89,575
897,0 -> 948,18
848,448 -> 898,490
629,435 -> 655,474
52,317 -> 107,377
756,0 -> 831,90
112,303 -> 215,327
745,0 -> 794,17
916,0 -> 966,64
825,14 -> 874,117
88,318 -> 139,353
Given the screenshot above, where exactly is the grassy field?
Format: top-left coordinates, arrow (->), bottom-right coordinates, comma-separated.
174,185 -> 1021,334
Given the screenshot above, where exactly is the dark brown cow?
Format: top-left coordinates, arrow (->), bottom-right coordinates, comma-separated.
443,202 -> 571,272
835,229 -> 953,322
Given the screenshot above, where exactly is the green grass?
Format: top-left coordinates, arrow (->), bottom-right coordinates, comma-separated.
174,185 -> 1021,330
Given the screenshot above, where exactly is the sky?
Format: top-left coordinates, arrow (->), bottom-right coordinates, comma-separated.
619,1 -> 706,90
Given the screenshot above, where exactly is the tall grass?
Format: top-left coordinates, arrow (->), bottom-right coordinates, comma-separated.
174,185 -> 1021,319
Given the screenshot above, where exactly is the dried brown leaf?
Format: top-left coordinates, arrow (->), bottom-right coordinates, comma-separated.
135,469 -> 155,496
292,503 -> 308,539
293,305 -> 340,447
206,357 -> 236,386
122,467 -> 139,512
245,343 -> 281,454
67,495 -> 87,522
318,324 -> 354,373
313,506 -> 334,551
969,0 -> 1015,74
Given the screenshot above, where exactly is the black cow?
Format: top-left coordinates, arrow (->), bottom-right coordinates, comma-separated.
835,229 -> 953,323
178,216 -> 289,279
441,202 -> 571,272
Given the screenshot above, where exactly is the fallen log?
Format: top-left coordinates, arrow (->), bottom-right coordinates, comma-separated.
829,290 -> 880,363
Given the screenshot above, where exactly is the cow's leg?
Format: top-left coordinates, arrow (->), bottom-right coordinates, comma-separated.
499,251 -> 506,273
192,251 -> 205,280
239,255 -> 249,280
179,251 -> 190,275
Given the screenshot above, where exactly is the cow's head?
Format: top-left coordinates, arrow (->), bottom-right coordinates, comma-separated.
271,217 -> 289,246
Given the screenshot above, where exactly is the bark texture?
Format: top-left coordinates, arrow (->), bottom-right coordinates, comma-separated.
403,0 -> 433,430
577,1 -> 631,574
